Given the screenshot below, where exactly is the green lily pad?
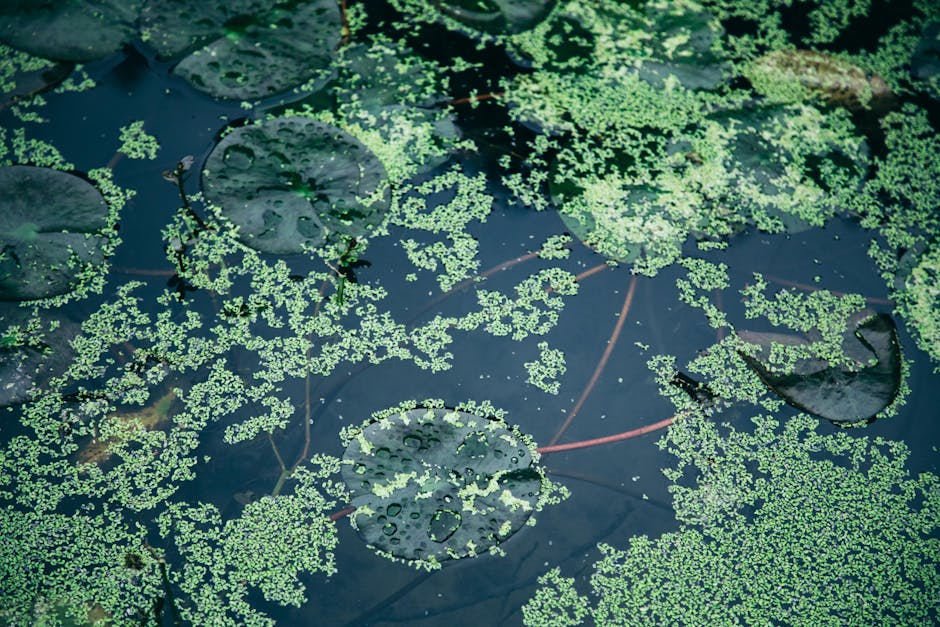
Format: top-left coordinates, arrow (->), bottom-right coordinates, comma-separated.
0,313 -> 78,408
0,1 -> 141,62
634,1 -> 728,91
341,407 -> 544,567
0,166 -> 111,301
140,0 -> 340,100
202,117 -> 389,255
435,0 -> 557,35
738,314 -> 902,425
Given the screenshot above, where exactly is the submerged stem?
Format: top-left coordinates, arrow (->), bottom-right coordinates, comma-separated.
548,274 -> 638,446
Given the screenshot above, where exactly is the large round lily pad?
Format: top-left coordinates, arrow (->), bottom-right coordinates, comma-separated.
0,166 -> 111,301
341,407 -> 544,567
140,0 -> 340,100
739,314 -> 902,425
202,117 -> 389,255
0,1 -> 141,62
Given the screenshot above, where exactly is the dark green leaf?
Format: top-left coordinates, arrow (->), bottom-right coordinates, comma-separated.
739,314 -> 902,425
341,407 -> 543,566
141,0 -> 340,100
0,166 -> 110,301
201,117 -> 389,255
0,0 -> 141,62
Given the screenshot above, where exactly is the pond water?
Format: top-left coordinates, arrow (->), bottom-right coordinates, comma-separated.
1,1 -> 939,625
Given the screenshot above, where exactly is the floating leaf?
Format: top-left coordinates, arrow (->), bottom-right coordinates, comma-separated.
202,117 -> 389,255
0,57 -> 73,109
0,166 -> 111,301
911,22 -> 940,100
434,0 -> 557,35
738,313 -> 902,425
0,1 -> 141,62
748,49 -> 892,109
341,407 -> 545,567
140,0 -> 340,100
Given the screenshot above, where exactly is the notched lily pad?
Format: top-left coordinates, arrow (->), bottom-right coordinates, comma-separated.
738,313 -> 902,425
141,0 -> 340,100
341,407 -> 545,567
0,1 -> 141,62
0,165 -> 111,301
202,117 -> 389,255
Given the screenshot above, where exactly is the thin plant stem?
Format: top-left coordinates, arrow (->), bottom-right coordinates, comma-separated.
112,266 -> 177,277
548,273 -> 638,446
539,415 -> 674,454
268,433 -> 286,472
763,273 -> 892,305
447,91 -> 504,106
545,262 -> 611,295
330,507 -> 356,521
339,0 -> 350,46
409,250 -> 542,323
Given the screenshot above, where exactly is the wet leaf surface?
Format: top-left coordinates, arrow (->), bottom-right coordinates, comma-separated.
739,313 -> 902,425
342,407 -> 543,566
0,165 -> 110,301
201,117 -> 389,254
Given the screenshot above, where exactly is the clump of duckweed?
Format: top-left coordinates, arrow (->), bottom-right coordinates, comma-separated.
523,413 -> 940,625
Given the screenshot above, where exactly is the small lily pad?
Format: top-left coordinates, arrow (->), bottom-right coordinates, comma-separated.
739,313 -> 902,425
0,1 -> 141,62
0,166 -> 111,301
201,117 -> 389,255
140,0 -> 340,100
341,407 -> 545,567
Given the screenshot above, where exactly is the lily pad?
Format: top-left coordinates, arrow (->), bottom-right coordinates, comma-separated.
341,407 -> 544,567
0,1 -> 141,62
0,166 -> 111,301
202,117 -> 389,255
738,314 -> 902,425
434,0 -> 557,35
140,0 -> 340,100
748,49 -> 892,109
911,21 -> 940,100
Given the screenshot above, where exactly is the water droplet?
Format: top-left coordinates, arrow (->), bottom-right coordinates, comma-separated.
223,145 -> 254,169
387,503 -> 402,517
383,523 -> 397,536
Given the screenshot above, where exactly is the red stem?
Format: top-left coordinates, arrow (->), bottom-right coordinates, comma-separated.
538,416 -> 675,454
547,274 -> 638,446
448,91 -> 504,106
330,506 -> 356,522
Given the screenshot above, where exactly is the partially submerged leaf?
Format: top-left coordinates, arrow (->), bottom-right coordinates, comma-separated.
201,117 -> 389,255
435,0 -> 557,35
0,1 -> 141,62
141,0 -> 340,100
748,49 -> 892,109
341,407 -> 544,567
0,166 -> 111,301
738,313 -> 902,425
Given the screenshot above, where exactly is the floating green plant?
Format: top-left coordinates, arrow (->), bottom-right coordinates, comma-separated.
0,0 -> 141,62
341,402 -> 563,570
140,0 -> 340,100
0,165 -> 113,301
202,116 -> 389,255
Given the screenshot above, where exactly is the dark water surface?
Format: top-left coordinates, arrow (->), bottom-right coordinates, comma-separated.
2,1 -> 939,625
